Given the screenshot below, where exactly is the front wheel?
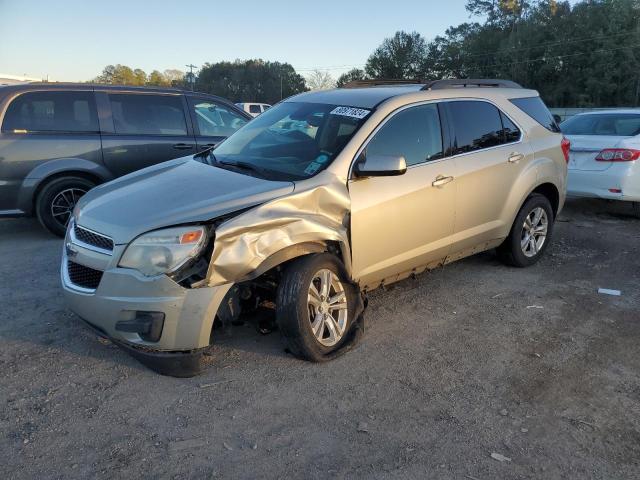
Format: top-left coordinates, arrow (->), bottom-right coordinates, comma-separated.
36,176 -> 95,237
276,253 -> 356,362
497,193 -> 554,267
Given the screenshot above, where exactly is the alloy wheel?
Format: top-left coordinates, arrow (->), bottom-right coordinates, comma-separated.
50,188 -> 86,229
307,269 -> 348,347
521,207 -> 548,258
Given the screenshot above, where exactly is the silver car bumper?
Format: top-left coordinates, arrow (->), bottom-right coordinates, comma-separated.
61,222 -> 232,353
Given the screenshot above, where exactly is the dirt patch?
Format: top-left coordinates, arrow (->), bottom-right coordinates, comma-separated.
1,198 -> 639,479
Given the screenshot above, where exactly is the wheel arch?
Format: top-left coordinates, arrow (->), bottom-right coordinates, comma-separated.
530,182 -> 560,218
234,240 -> 352,283
17,158 -> 113,216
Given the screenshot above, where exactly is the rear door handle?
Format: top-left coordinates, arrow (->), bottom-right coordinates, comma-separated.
432,175 -> 454,187
173,143 -> 194,150
508,152 -> 524,163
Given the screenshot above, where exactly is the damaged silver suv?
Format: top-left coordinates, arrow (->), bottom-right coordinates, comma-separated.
62,79 -> 568,376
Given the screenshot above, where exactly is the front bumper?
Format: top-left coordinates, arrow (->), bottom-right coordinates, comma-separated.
61,246 -> 233,354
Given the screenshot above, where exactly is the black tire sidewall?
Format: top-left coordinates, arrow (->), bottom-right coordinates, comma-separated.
36,177 -> 95,237
505,194 -> 554,267
276,253 -> 356,362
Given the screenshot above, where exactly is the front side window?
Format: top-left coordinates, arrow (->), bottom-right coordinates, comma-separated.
448,101 -> 507,155
2,91 -> 99,133
249,104 -> 262,114
108,94 -> 187,135
561,114 -> 640,136
365,104 -> 444,166
211,102 -> 371,180
193,101 -> 248,137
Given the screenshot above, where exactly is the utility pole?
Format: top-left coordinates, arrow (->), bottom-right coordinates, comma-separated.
185,64 -> 197,91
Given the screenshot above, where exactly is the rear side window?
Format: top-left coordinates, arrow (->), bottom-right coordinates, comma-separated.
2,91 -> 99,133
448,101 -> 505,154
366,103 -> 443,166
108,94 -> 187,135
510,96 -> 560,132
560,114 -> 640,136
249,104 -> 262,114
501,112 -> 521,143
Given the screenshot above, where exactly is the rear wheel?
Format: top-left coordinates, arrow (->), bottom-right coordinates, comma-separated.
497,193 -> 554,267
276,253 -> 355,362
36,176 -> 95,237
631,202 -> 640,219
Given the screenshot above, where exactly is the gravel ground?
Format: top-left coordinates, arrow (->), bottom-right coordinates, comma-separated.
1,198 -> 639,480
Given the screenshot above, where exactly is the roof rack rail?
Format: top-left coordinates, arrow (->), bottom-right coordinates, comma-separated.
342,79 -> 425,88
421,79 -> 522,90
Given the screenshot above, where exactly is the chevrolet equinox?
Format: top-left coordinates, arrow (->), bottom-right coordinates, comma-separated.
61,79 -> 568,376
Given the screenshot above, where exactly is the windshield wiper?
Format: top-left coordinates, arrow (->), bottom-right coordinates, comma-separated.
219,160 -> 272,179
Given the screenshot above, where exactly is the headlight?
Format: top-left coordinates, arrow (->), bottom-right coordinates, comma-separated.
119,226 -> 208,277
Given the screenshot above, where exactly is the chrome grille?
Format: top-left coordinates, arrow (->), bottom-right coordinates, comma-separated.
67,261 -> 103,290
74,224 -> 114,252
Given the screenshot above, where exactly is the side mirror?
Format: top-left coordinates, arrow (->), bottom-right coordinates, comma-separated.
354,154 -> 407,177
553,114 -> 562,124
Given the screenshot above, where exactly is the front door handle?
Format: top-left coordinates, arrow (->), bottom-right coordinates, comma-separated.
508,152 -> 524,163
432,175 -> 454,187
173,143 -> 194,150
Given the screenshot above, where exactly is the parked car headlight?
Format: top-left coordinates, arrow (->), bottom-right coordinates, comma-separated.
119,226 -> 208,277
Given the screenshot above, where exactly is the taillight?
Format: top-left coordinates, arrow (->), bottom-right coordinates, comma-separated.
595,148 -> 640,162
561,137 -> 570,163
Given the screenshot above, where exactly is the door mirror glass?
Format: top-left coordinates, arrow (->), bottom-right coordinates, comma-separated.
354,154 -> 407,177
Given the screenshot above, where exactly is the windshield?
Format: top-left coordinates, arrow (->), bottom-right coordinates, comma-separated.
211,102 -> 371,180
561,113 -> 640,136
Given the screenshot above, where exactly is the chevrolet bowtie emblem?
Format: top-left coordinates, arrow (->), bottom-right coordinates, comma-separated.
65,242 -> 78,258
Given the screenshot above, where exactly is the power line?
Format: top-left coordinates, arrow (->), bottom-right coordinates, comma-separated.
477,42 -> 640,71
293,31 -> 640,74
456,30 -> 639,60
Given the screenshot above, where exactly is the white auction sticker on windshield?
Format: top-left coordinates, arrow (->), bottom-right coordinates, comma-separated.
330,106 -> 370,119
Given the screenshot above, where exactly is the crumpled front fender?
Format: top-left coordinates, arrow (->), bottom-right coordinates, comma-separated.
206,171 -> 352,286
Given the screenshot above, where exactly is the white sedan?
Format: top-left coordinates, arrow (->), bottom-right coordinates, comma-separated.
562,109 -> 640,216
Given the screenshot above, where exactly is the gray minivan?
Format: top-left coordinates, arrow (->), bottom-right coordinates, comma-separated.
0,83 -> 251,236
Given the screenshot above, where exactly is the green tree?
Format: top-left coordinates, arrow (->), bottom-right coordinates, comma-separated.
365,31 -> 428,79
417,0 -> 640,107
336,68 -> 367,87
132,68 -> 147,86
195,59 -> 307,103
147,70 -> 168,86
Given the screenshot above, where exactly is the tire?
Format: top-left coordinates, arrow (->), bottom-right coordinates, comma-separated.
276,253 -> 357,362
497,193 -> 554,268
632,202 -> 640,219
35,176 -> 95,237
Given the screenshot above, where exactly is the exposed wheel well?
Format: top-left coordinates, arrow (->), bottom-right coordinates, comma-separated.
531,183 -> 560,217
32,170 -> 103,212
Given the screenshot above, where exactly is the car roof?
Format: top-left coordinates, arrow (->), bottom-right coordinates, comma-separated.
286,84 -> 537,109
574,109 -> 640,116
0,82 -> 249,115
286,85 -> 424,109
0,82 -> 224,98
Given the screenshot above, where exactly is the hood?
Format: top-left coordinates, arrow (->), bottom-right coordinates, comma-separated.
75,157 -> 294,244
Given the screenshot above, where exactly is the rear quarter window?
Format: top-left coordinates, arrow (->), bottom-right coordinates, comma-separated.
2,91 -> 99,133
510,96 -> 560,133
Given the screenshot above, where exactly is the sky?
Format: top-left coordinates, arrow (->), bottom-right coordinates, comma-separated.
0,0 -> 481,82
